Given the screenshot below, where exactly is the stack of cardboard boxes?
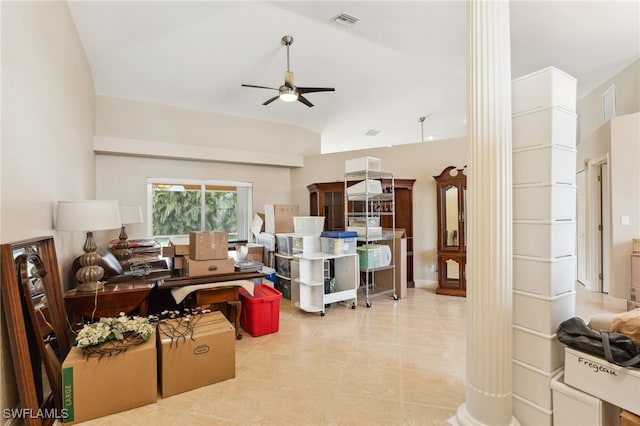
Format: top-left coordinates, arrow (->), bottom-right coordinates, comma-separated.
62,311 -> 236,424
163,232 -> 234,277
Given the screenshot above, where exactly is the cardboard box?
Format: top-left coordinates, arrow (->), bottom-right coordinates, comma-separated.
184,256 -> 234,277
376,229 -> 408,299
564,346 -> 640,416
62,336 -> 157,424
189,231 -> 228,260
162,245 -> 175,257
264,204 -> 298,234
169,237 -> 190,256
173,255 -> 185,270
157,311 -> 235,398
236,243 -> 264,264
621,410 -> 640,426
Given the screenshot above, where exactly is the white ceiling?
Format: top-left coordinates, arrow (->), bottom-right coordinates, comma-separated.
67,1 -> 639,154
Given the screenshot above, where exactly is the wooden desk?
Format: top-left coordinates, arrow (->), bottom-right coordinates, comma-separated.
156,272 -> 264,340
158,271 -> 264,289
194,286 -> 242,340
64,282 -> 155,323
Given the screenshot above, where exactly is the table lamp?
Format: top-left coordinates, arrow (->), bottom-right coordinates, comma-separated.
56,200 -> 121,292
114,204 -> 144,260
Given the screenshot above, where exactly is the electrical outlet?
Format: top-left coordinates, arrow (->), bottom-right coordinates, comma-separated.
428,264 -> 435,273
621,216 -> 630,226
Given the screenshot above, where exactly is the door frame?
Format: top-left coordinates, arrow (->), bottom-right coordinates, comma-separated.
581,154 -> 611,293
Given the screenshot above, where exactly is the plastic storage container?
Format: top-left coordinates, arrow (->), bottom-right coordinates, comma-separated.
321,237 -> 357,255
551,371 -> 620,426
239,284 -> 282,337
276,233 -> 294,255
275,255 -> 291,278
275,275 -> 291,299
358,245 -> 381,269
320,231 -> 358,255
292,235 -> 321,254
345,156 -> 381,173
348,217 -> 380,228
293,216 -> 324,236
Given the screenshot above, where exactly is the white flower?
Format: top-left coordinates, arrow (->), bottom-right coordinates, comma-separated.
74,314 -> 155,348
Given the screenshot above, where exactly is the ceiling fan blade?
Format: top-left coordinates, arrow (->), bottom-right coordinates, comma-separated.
262,95 -> 280,106
297,87 -> 335,94
297,94 -> 314,108
242,84 -> 278,91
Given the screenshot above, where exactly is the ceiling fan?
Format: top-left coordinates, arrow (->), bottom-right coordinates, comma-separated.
241,35 -> 335,108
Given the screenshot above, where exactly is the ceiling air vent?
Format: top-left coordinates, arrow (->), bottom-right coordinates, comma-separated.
333,12 -> 359,26
365,129 -> 380,136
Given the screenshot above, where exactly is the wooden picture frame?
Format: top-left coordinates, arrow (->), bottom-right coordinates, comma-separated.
1,236 -> 71,425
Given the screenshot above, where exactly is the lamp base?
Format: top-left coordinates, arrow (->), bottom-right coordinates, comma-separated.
76,281 -> 106,292
75,231 -> 106,292
114,225 -> 132,260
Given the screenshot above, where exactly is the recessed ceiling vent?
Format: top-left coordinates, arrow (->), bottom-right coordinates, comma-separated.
333,12 -> 359,26
365,129 -> 380,136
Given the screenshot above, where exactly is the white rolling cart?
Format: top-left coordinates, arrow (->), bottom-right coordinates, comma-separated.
292,252 -> 358,316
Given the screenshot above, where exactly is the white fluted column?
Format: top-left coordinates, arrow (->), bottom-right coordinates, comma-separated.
454,1 -> 518,425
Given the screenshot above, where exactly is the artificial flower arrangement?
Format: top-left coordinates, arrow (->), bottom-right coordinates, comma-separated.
74,313 -> 156,358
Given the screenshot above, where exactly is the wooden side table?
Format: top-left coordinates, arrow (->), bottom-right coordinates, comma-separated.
64,282 -> 155,324
195,286 -> 242,340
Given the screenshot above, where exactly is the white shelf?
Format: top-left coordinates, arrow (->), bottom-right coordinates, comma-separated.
294,278 -> 324,287
294,301 -> 324,313
292,253 -> 358,316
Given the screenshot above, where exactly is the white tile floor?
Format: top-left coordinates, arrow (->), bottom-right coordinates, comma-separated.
76,283 -> 622,425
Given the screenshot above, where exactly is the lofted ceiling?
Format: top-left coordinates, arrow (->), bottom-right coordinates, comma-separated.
67,1 -> 640,154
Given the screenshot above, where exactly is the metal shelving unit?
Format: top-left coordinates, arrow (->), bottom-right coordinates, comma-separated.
344,169 -> 397,307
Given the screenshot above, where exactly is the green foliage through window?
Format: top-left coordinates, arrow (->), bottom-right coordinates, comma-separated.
152,186 -> 237,238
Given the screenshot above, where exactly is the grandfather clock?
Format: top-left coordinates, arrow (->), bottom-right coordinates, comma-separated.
434,166 -> 467,296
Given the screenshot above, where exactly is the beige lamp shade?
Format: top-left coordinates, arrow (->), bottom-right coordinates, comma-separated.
55,200 -> 121,292
118,204 -> 143,225
56,200 -> 122,232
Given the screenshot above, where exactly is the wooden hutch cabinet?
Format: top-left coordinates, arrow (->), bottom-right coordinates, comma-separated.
434,166 -> 467,296
308,179 -> 415,287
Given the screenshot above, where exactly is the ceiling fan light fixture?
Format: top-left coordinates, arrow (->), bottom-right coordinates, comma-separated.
279,86 -> 298,102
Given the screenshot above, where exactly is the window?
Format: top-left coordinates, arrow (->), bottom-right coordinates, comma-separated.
147,179 -> 252,242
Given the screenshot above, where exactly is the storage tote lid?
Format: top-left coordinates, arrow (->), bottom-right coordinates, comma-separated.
320,231 -> 358,238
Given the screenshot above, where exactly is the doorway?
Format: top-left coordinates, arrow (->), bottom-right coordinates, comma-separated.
576,156 -> 610,293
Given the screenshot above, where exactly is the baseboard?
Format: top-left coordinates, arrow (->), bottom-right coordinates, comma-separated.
414,279 -> 437,289
605,294 -> 628,310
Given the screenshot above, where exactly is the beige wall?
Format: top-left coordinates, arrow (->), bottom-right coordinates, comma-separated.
292,139 -> 468,284
609,112 -> 640,299
96,154 -> 293,240
93,96 -> 322,240
577,59 -> 640,142
1,1 -> 96,418
576,59 -> 640,302
96,96 -> 321,157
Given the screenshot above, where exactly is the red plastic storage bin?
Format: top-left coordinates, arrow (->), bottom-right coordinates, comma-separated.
239,284 -> 282,337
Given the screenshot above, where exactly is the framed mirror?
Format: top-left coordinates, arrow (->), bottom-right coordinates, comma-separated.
1,236 -> 71,425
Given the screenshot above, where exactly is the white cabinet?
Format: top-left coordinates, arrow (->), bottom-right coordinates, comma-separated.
293,252 -> 358,316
